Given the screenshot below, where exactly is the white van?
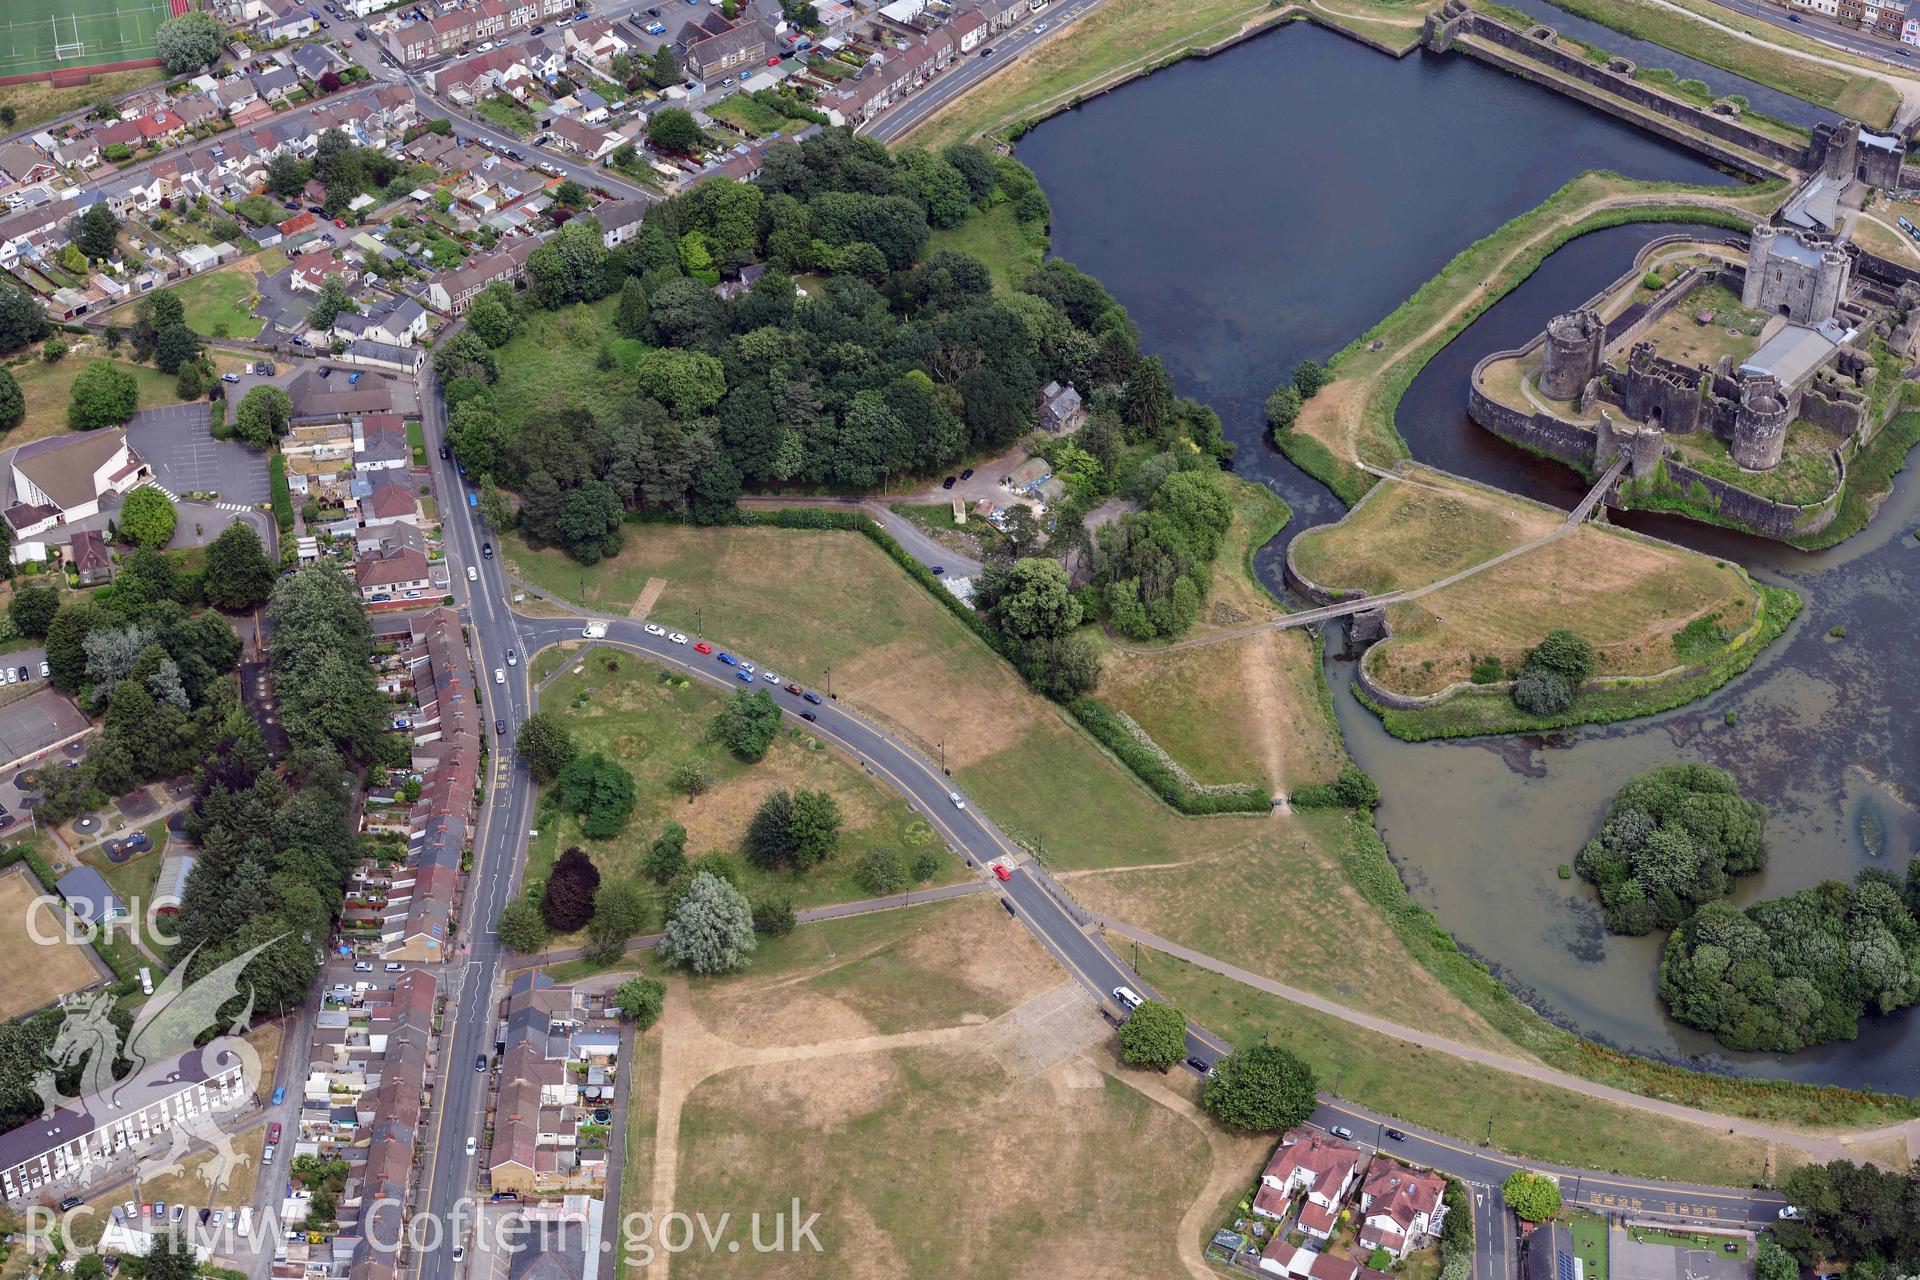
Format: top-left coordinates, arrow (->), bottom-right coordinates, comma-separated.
1112,986 -> 1143,1012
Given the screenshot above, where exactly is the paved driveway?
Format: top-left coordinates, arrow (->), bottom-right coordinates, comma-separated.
125,403 -> 269,505
1612,1230 -> 1754,1280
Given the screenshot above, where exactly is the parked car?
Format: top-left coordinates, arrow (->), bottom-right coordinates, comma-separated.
263,1143 -> 276,1164
476,1055 -> 487,1071
268,1123 -> 282,1143
668,632 -> 688,644
17,667 -> 28,683
803,691 -> 822,705
1778,1206 -> 1802,1220
59,1195 -> 81,1211
221,372 -> 241,383
38,661 -> 48,678
784,683 -> 801,695
767,54 -> 780,64
496,719 -> 506,735
960,468 -> 974,480
1383,1128 -> 1407,1142
717,651 -> 737,665
948,790 -> 965,810
930,566 -> 945,576
942,475 -> 957,489
735,669 -> 753,682
694,641 -> 712,654
645,623 -> 666,636
1186,1056 -> 1213,1075
1111,986 -> 1142,1011
993,863 -> 1011,882
1328,1125 -> 1354,1139
271,1086 -> 285,1106
353,961 -> 373,971
762,670 -> 780,683
465,1136 -> 477,1155
800,711 -> 815,721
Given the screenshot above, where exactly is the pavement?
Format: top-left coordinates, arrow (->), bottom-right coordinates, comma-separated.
864,0 -> 1114,142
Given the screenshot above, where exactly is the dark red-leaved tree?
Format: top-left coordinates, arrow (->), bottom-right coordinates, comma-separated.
541,846 -> 601,932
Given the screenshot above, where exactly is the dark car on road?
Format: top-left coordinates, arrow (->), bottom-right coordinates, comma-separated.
802,691 -> 822,705
1185,1057 -> 1211,1075
475,1055 -> 487,1072
941,475 -> 956,489
960,468 -> 974,480
496,719 -> 506,734
482,543 -> 493,559
1384,1128 -> 1407,1141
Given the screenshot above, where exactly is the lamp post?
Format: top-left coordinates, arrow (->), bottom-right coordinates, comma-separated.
825,665 -> 834,699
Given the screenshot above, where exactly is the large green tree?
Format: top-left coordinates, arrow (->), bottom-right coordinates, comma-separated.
659,872 -> 757,974
155,11 -> 224,74
541,845 -> 601,932
234,384 -> 292,448
555,752 -> 637,838
516,711 -> 577,784
67,359 -> 139,430
70,203 -> 122,261
612,976 -> 667,1029
646,107 -> 704,155
711,688 -> 781,762
1501,1171 -> 1561,1223
584,878 -> 648,963
9,585 -> 60,638
202,522 -> 277,610
1117,1000 -> 1187,1070
119,487 -> 177,549
1200,1041 -> 1317,1132
0,367 -> 22,432
0,287 -> 50,354
497,897 -> 550,953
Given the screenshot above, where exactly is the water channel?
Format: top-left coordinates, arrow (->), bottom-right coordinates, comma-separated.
1016,21 -> 1920,1091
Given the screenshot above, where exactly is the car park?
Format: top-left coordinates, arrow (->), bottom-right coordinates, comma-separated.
669,632 -> 688,644
694,641 -> 712,654
645,623 -> 665,636
803,691 -> 822,705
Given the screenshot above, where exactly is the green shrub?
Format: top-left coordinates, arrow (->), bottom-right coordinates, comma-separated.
269,454 -> 294,532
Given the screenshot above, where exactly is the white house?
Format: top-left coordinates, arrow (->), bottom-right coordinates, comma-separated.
1356,1159 -> 1447,1262
1254,1128 -> 1362,1242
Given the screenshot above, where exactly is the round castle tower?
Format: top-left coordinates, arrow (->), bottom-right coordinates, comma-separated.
1740,225 -> 1777,313
1540,309 -> 1604,403
1732,375 -> 1791,471
1812,246 -> 1850,325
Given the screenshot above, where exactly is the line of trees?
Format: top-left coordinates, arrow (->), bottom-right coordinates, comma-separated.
1574,763 -> 1768,935
1659,857 -> 1920,1051
1774,1158 -> 1920,1271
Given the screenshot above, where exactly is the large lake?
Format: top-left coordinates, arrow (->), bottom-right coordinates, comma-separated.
1017,22 -> 1920,1092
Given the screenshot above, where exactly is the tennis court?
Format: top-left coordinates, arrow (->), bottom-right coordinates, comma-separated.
0,0 -> 183,80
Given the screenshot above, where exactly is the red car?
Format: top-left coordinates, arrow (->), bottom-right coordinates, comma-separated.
268,1122 -> 282,1143
767,54 -> 780,64
693,641 -> 712,654
333,218 -> 348,228
993,864 -> 1011,882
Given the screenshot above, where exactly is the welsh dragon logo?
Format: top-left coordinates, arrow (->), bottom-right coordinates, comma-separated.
35,940 -> 277,1196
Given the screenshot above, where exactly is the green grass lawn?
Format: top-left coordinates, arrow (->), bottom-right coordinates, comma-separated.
474,94 -> 539,135
521,654 -> 966,947
407,420 -> 426,466
925,204 -> 1044,292
0,348 -> 186,447
1137,946 -> 1773,1186
706,93 -> 807,138
163,267 -> 265,340
490,298 -> 650,432
1571,1213 -> 1611,1280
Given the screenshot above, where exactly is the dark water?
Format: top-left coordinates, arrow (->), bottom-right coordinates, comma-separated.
1494,0 -> 1839,129
1019,23 -> 1920,1090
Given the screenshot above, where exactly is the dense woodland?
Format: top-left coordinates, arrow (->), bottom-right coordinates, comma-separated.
1574,763 -> 1768,935
444,128 -> 1242,669
1659,858 -> 1920,1052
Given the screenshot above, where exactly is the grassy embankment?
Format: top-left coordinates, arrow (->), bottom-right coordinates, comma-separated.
898,0 -> 1441,151
0,66 -> 170,132
1482,0 -> 1905,127
518,519 -> 1920,1166
520,654 -> 967,956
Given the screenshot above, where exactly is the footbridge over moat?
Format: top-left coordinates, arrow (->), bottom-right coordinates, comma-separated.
1121,460 -> 1632,654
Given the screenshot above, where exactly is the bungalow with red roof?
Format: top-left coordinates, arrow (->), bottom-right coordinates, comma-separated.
1255,1127 -> 1363,1242
1357,1158 -> 1448,1262
279,210 -> 319,238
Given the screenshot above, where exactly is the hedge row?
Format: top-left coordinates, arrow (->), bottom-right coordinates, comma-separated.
269,454 -> 294,533
1066,696 -> 1272,815
0,841 -> 60,895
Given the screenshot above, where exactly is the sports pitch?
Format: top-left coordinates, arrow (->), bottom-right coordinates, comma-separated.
0,0 -> 179,80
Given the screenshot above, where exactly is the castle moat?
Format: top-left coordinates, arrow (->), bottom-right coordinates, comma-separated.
1019,24 -> 1920,1090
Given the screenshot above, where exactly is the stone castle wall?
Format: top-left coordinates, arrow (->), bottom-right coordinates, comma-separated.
1427,3 -> 1811,177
